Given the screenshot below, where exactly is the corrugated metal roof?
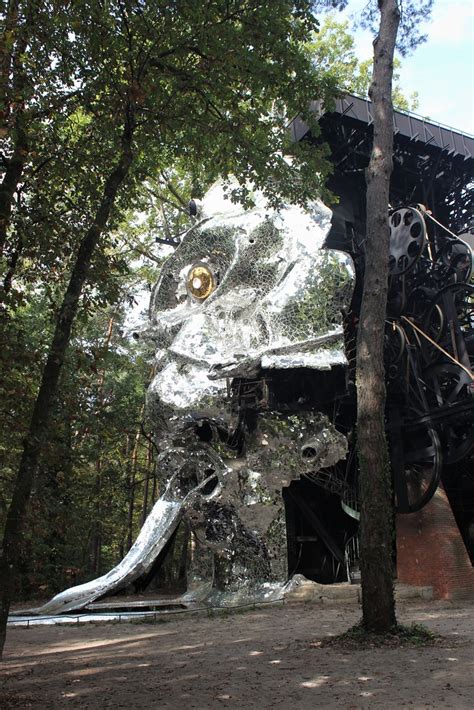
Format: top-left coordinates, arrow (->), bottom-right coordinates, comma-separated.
292,94 -> 474,161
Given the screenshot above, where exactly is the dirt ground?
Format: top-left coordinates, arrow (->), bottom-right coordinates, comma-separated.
1,600 -> 473,709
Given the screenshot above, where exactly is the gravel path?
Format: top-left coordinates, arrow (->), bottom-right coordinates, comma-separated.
1,600 -> 473,709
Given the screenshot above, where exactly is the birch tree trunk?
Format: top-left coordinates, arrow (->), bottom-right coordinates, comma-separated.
356,0 -> 400,633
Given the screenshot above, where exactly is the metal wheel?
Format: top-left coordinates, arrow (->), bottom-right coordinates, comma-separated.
423,363 -> 474,464
405,287 -> 444,344
435,239 -> 473,284
393,418 -> 442,514
389,207 -> 427,276
422,283 -> 474,365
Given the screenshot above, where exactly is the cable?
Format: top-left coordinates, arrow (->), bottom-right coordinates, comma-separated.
401,316 -> 474,381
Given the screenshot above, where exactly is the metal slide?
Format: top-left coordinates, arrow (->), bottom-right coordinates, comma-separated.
28,485 -> 184,615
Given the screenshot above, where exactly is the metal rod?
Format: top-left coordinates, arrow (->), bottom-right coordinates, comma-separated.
401,316 -> 474,380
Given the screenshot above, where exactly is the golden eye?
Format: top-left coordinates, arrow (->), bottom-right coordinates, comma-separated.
186,264 -> 216,301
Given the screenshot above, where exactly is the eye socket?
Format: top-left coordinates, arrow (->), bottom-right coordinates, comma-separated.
186,263 -> 216,301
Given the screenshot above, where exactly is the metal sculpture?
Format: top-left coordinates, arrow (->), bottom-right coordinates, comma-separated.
384,205 -> 473,513
33,187 -> 473,616
34,182 -> 355,614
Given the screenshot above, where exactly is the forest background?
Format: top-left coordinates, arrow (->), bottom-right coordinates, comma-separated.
0,4 -> 425,602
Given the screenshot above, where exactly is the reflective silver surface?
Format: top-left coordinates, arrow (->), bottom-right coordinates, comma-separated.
148,182 -> 353,409
31,485 -> 183,615
35,180 -> 354,613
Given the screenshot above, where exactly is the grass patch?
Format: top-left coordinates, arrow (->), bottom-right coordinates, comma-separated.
320,622 -> 442,649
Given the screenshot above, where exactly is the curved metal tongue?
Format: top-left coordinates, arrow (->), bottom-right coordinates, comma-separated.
24,453 -> 225,616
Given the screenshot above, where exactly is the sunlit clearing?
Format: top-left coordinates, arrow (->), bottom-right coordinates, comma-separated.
301,675 -> 330,688
174,643 -> 205,651
45,633 -> 171,655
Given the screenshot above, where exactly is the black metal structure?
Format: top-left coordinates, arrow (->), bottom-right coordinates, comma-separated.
281,97 -> 474,581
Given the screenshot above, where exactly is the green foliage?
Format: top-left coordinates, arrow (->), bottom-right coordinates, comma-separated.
1,0 -> 424,604
291,251 -> 352,337
308,14 -> 419,111
2,1 -> 341,311
0,280 -> 156,596
357,0 -> 434,57
1,1 -> 348,600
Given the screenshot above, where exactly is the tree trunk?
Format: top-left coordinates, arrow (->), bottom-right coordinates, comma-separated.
3,229 -> 23,293
126,426 -> 141,551
356,0 -> 400,633
90,457 -> 103,576
0,106 -> 135,657
0,0 -> 19,111
178,520 -> 190,587
90,316 -> 115,575
141,444 -> 152,527
0,8 -> 29,260
151,460 -> 158,504
0,113 -> 28,259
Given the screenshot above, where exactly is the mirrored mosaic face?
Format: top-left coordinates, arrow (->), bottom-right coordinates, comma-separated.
144,182 -> 354,598
35,182 -> 356,614
147,182 -> 354,428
